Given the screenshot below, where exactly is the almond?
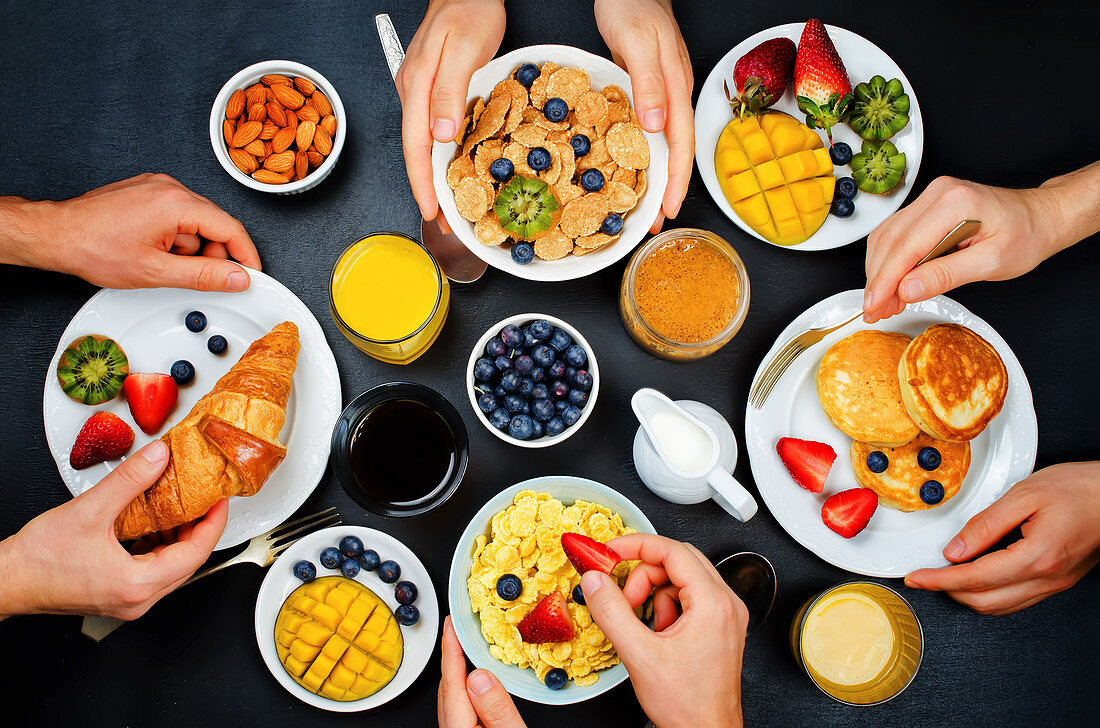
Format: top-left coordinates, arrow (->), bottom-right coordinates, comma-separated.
272,84 -> 305,110
258,121 -> 279,141
297,105 -> 320,124
293,77 -> 317,96
312,91 -> 333,117
302,97 -> 315,110
223,118 -> 236,145
263,140 -> 273,157
253,169 -> 289,184
284,110 -> 298,131
264,150 -> 296,173
229,148 -> 257,174
319,114 -> 337,137
307,150 -> 324,168
245,84 -> 266,108
313,127 -> 333,156
247,103 -> 267,123
225,89 -> 246,119
295,121 -> 316,151
231,120 -> 262,147
262,73 -> 292,86
243,139 -> 266,157
265,86 -> 277,103
295,150 -> 309,179
266,101 -> 288,127
272,126 -> 296,154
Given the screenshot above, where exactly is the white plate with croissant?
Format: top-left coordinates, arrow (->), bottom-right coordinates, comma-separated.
42,269 -> 342,550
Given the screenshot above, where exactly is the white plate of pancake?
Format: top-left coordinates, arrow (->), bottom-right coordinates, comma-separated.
744,289 -> 1037,577
42,270 -> 342,551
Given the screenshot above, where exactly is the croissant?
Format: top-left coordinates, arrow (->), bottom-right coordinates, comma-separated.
114,321 -> 300,540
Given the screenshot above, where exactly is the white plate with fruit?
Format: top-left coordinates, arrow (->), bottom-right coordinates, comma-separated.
743,290 -> 1037,577
42,270 -> 341,550
695,20 -> 924,251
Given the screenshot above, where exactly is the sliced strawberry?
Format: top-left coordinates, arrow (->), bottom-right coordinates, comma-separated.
794,18 -> 852,143
776,437 -> 836,493
561,532 -> 622,575
517,592 -> 575,644
70,412 -> 135,469
123,373 -> 178,435
821,488 -> 878,538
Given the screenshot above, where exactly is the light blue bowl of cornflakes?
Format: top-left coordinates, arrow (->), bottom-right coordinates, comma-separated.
448,476 -> 657,705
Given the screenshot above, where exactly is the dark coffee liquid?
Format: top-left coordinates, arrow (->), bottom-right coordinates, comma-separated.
348,398 -> 457,508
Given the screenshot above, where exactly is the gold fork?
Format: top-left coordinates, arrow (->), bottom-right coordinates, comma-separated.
80,507 -> 341,641
748,220 -> 982,410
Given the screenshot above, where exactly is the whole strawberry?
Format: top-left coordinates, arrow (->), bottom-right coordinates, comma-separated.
70,411 -> 135,469
794,18 -> 852,144
725,37 -> 796,118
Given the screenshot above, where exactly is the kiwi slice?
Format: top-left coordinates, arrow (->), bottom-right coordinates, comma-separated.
56,335 -> 129,405
494,177 -> 560,241
850,140 -> 906,195
849,76 -> 910,140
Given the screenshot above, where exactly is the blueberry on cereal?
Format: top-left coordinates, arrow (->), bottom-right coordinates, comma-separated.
515,62 -> 540,88
571,583 -> 586,605
600,213 -> 623,235
490,157 -> 514,183
571,134 -> 591,157
527,147 -> 552,172
580,168 -> 605,192
545,668 -> 568,690
543,97 -> 569,123
511,241 -> 535,265
496,574 -> 523,601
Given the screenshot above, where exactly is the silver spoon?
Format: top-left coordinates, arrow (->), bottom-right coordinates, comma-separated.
714,551 -> 777,636
375,13 -> 487,283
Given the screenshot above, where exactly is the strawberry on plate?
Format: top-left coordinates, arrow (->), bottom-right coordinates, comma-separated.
724,37 -> 797,118
794,18 -> 852,144
776,437 -> 836,493
561,532 -> 622,575
517,592 -> 575,643
123,373 -> 178,435
821,488 -> 878,538
70,411 -> 134,470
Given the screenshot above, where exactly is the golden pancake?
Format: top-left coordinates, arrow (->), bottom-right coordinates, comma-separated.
816,330 -> 920,447
851,433 -> 969,511
899,323 -> 1007,442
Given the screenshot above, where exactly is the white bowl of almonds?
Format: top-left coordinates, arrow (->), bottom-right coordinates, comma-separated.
210,60 -> 346,194
432,45 -> 669,282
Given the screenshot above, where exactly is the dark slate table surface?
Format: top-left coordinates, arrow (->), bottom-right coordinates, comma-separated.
1,1 -> 1097,725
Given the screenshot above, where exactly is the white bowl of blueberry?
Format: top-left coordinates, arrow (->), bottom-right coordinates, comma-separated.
466,314 -> 599,448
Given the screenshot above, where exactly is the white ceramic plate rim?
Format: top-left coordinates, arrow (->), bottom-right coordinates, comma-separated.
447,476 -> 656,705
432,44 -> 669,281
744,290 -> 1038,576
694,22 -> 924,251
42,269 -> 342,551
253,525 -> 439,712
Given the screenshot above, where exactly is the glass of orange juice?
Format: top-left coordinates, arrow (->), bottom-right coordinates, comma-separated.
790,581 -> 923,706
329,232 -> 450,365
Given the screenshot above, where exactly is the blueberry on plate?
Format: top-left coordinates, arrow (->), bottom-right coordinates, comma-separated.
571,583 -> 586,605
396,604 -> 420,626
831,197 -> 855,218
490,157 -> 514,183
532,344 -> 555,367
572,370 -> 593,392
545,416 -> 566,437
504,394 -> 527,414
530,418 -> 544,439
170,359 -> 195,386
562,405 -> 582,427
207,334 -> 228,355
836,176 -> 858,199
548,360 -> 567,378
511,242 -> 535,265
339,535 -> 364,558
340,557 -> 361,578
486,338 -> 508,358
544,668 -> 568,690
551,380 -> 570,399
527,147 -> 552,172
920,480 -> 945,505
917,447 -> 942,471
568,389 -> 589,407
474,357 -> 497,382
543,97 -> 569,123
830,141 -> 853,166
517,377 -> 535,397
548,328 -> 573,352
508,414 -> 535,440
394,581 -> 418,605
515,62 -> 540,88
530,319 -> 553,340
185,310 -> 207,333
532,398 -> 555,421
580,168 -> 604,192
500,371 -> 521,393
489,407 -> 511,431
866,451 -> 889,473
496,574 -> 523,600
319,547 -> 343,570
359,549 -> 381,571
501,324 -> 525,348
570,134 -> 591,157
600,213 -> 623,236
292,560 -> 317,583
514,354 -> 534,375
532,383 -> 550,400
378,560 -> 401,583
494,355 -> 514,372
564,344 -> 587,368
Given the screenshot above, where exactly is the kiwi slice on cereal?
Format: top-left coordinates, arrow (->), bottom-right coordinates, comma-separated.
494,177 -> 560,242
56,335 -> 129,405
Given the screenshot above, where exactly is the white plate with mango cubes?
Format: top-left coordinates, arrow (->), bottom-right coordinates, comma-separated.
695,22 -> 924,251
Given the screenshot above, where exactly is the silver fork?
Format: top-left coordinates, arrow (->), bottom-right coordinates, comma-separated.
748,220 -> 982,410
80,507 -> 341,641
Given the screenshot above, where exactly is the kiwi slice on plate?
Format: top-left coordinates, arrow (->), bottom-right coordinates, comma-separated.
849,76 -> 910,140
850,140 -> 906,195
56,335 -> 129,405
494,177 -> 560,242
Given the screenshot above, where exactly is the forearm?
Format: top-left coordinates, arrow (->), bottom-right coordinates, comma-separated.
0,533 -> 35,620
0,196 -> 65,273
1037,160 -> 1100,256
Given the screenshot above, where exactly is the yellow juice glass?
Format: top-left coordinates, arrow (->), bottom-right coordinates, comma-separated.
790,581 -> 923,706
330,232 -> 450,365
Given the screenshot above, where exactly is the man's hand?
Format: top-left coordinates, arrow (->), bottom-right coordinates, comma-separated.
437,616 -> 526,728
906,462 -> 1100,615
0,440 -> 228,620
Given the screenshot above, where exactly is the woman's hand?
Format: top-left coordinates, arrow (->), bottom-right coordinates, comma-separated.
0,441 -> 228,620
595,0 -> 694,233
397,0 -> 506,233
582,533 -> 747,728
437,616 -> 526,728
906,462 -> 1100,615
